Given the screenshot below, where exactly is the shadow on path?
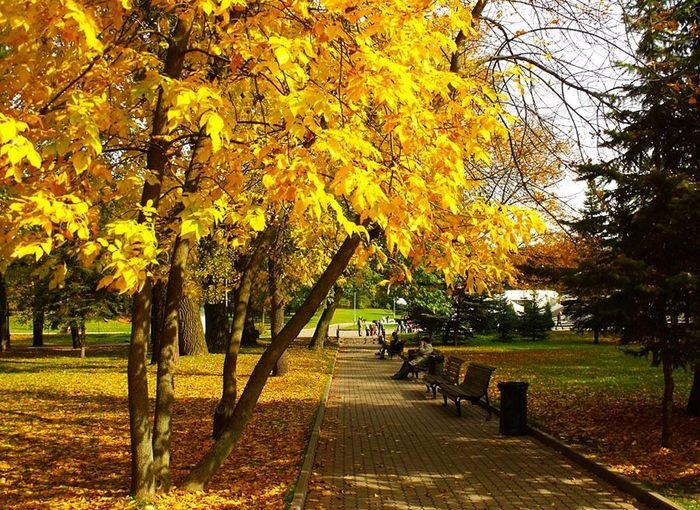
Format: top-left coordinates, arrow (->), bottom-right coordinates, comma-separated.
305,344 -> 646,510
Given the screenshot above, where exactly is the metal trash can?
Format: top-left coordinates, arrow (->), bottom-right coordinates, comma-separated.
497,381 -> 529,435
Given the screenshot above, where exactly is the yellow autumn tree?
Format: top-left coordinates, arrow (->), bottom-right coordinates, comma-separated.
0,0 -> 545,498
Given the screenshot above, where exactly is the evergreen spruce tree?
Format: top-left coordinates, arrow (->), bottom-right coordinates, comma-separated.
495,295 -> 519,342
572,0 -> 700,443
563,182 -> 616,345
518,293 -> 552,341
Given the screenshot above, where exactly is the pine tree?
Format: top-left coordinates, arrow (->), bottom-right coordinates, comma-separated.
573,0 -> 700,443
563,182 -> 615,345
518,293 -> 552,341
495,296 -> 519,342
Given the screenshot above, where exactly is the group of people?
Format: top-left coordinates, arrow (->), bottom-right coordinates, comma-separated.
373,329 -> 435,381
356,315 -> 433,380
375,330 -> 404,359
357,317 -> 388,338
394,318 -> 416,333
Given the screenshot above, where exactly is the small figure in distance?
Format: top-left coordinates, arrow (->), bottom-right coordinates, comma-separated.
391,337 -> 433,379
375,332 -> 389,359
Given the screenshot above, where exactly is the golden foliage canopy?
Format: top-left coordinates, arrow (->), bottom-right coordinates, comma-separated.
1,0 -> 544,291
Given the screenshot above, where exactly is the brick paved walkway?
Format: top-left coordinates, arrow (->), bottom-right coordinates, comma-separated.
304,342 -> 645,510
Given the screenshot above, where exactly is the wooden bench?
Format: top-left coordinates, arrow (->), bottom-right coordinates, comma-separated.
440,363 -> 496,419
424,355 -> 466,398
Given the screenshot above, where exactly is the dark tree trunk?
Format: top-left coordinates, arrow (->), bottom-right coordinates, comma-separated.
179,296 -> 207,355
150,280 -> 166,365
204,301 -> 229,353
128,284 -> 156,498
213,237 -> 268,440
0,273 -> 9,352
687,364 -> 700,417
32,304 -> 44,347
661,344 -> 674,448
127,13 -> 193,499
70,320 -> 82,349
593,328 -> 599,345
269,259 -> 288,377
152,137 -> 204,489
272,351 -> 289,376
79,320 -> 86,358
153,232 -> 193,491
309,286 -> 342,350
184,232 -> 362,491
240,311 -> 260,347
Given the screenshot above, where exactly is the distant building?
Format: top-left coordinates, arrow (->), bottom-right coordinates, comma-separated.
501,289 -> 565,317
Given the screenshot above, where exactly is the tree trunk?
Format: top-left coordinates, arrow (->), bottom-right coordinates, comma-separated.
204,301 -> 229,353
150,280 -> 166,365
0,273 -> 9,352
79,320 -> 86,358
661,344 -> 674,448
184,231 -> 362,490
240,311 -> 260,347
127,13 -> 193,498
32,304 -> 44,347
179,296 -> 207,355
153,232 -> 192,491
128,284 -> 156,498
272,351 -> 289,376
152,141 -> 203,489
269,258 -> 288,377
70,320 -> 82,349
593,328 -> 599,345
687,364 -> 700,417
309,286 -> 342,350
213,238 -> 268,440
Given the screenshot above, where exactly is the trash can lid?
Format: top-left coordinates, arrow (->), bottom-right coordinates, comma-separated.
497,381 -> 529,389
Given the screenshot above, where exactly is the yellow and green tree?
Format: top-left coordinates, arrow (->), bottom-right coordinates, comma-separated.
1,0 -> 545,497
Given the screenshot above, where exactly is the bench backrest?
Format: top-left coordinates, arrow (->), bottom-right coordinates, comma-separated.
458,363 -> 496,397
442,356 -> 466,384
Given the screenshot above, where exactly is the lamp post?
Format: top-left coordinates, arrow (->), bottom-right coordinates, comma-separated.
393,297 -> 396,319
353,292 -> 356,323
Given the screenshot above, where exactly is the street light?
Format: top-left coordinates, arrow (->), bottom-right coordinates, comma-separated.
353,292 -> 356,323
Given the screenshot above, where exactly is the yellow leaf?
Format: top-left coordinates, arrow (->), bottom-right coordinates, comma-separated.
72,151 -> 90,174
248,208 -> 266,231
274,46 -> 291,66
204,112 -> 225,152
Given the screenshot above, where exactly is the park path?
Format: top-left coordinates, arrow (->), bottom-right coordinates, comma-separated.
304,340 -> 646,510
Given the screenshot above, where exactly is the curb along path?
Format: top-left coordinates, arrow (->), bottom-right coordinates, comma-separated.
303,342 -> 646,510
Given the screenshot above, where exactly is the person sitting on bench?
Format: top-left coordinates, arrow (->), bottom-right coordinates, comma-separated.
376,330 -> 400,359
391,338 -> 433,379
375,332 -> 388,359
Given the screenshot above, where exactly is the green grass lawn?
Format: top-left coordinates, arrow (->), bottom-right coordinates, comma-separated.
9,316 -> 132,335
291,307 -> 395,331
9,333 -> 130,347
10,307 -> 393,339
